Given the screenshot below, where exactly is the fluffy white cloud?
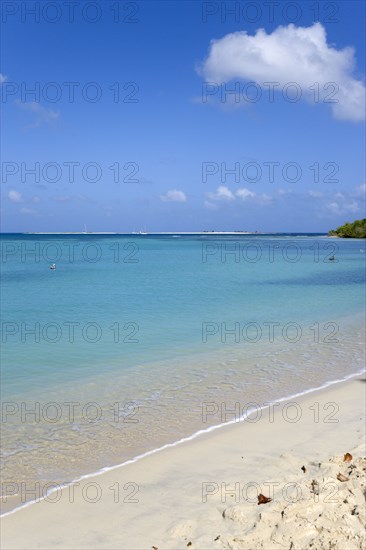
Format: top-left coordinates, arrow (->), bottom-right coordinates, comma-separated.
206,186 -> 235,201
236,188 -> 256,200
0,73 -> 7,84
200,23 -> 365,121
160,189 -> 187,202
8,190 -> 23,203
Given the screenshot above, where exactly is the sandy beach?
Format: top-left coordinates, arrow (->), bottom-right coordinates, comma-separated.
1,376 -> 365,550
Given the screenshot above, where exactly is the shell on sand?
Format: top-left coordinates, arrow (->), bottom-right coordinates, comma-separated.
343,453 -> 353,462
337,473 -> 349,482
257,494 -> 272,505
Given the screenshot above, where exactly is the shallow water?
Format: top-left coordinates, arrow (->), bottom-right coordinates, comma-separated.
1,234 -> 365,512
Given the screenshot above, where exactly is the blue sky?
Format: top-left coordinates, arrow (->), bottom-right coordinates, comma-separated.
1,0 -> 365,232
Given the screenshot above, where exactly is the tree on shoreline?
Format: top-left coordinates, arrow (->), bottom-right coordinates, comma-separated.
328,219 -> 366,238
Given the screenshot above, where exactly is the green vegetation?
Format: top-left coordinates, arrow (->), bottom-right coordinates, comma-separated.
328,218 -> 366,238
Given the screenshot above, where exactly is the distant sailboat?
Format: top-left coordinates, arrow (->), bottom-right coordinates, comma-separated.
50,263 -> 56,270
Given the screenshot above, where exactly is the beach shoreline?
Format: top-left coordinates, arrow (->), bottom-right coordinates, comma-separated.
1,374 -> 365,549
1,367 -> 364,517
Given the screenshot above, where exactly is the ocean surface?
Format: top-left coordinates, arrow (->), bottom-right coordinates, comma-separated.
1,233 -> 365,513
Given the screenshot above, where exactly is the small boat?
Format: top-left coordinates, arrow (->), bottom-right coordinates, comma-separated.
329,256 -> 335,261
50,263 -> 56,270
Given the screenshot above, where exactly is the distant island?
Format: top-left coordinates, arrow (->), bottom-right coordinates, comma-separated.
328,218 -> 366,238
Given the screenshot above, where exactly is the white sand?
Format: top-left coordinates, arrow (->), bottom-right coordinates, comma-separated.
1,377 -> 365,550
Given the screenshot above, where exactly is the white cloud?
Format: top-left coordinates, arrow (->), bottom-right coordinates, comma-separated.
8,190 -> 23,203
160,189 -> 187,202
16,100 -> 60,128
308,191 -> 323,198
327,202 -> 340,214
200,23 -> 365,121
257,193 -> 272,204
205,186 -> 273,206
206,186 -> 235,201
0,73 -> 7,84
203,200 -> 218,210
236,188 -> 272,204
326,199 -> 359,215
236,188 -> 256,200
355,183 -> 366,196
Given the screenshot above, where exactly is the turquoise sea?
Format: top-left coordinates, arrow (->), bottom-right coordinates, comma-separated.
1,233 -> 365,512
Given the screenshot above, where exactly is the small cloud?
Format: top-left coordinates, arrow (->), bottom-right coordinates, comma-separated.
16,100 -> 60,128
203,200 -> 218,210
32,196 -> 41,203
257,193 -> 272,204
0,73 -> 7,84
326,200 -> 359,215
236,188 -> 272,204
355,183 -> 366,196
236,188 -> 256,200
207,186 -> 235,201
8,190 -> 23,203
344,200 -> 360,213
308,191 -> 323,198
205,186 -> 272,205
160,189 -> 187,202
